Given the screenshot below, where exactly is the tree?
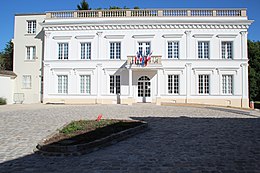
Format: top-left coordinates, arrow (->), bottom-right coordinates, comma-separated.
0,40 -> 13,71
248,40 -> 260,101
77,0 -> 91,10
109,6 -> 122,10
134,6 -> 140,9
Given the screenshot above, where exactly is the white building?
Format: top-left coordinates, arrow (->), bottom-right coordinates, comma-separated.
13,9 -> 253,108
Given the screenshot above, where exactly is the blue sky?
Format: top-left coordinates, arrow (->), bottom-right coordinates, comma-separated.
0,0 -> 259,51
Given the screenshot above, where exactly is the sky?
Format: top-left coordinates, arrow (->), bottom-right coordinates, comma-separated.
0,0 -> 259,51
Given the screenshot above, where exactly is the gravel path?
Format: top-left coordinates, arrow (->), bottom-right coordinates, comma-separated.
0,104 -> 260,173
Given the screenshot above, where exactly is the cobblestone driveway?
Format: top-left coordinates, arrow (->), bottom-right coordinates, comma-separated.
0,104 -> 260,173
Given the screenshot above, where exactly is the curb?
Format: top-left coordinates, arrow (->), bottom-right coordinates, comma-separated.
34,120 -> 148,156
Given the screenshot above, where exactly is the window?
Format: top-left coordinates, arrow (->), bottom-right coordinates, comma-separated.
222,75 -> 233,94
81,43 -> 91,59
58,75 -> 68,93
110,75 -> 120,94
58,43 -> 68,60
22,75 -> 31,89
198,41 -> 209,59
138,42 -> 150,56
80,75 -> 91,94
27,20 -> 36,34
168,75 -> 179,94
168,41 -> 179,59
198,75 -> 209,94
26,46 -> 36,60
110,42 -> 121,59
222,42 -> 233,59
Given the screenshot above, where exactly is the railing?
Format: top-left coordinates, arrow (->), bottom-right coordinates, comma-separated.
127,56 -> 162,66
46,9 -> 247,19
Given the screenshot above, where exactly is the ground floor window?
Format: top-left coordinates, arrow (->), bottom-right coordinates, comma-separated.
168,75 -> 179,94
22,75 -> 31,89
58,75 -> 68,93
110,75 -> 120,94
80,75 -> 91,94
198,74 -> 209,94
222,75 -> 233,94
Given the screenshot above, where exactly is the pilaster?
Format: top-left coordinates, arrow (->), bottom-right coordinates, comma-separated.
185,31 -> 191,59
185,63 -> 192,103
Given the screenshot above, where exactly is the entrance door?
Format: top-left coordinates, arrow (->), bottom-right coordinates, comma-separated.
137,76 -> 151,103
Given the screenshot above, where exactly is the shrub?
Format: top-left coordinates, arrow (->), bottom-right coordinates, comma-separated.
0,97 -> 6,105
255,101 -> 260,109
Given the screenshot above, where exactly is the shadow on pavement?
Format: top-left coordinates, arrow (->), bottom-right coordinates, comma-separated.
1,116 -> 260,173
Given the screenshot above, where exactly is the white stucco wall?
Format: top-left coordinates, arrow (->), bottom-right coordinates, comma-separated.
13,14 -> 45,104
0,76 -> 14,104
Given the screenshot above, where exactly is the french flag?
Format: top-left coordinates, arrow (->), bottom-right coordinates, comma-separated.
145,51 -> 152,66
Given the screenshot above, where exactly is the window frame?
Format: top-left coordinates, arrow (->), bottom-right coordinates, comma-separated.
221,41 -> 233,60
198,74 -> 210,95
22,75 -> 32,89
80,75 -> 91,94
109,75 -> 120,94
25,46 -> 36,60
222,75 -> 233,95
27,20 -> 36,34
167,41 -> 179,59
80,42 -> 91,60
109,42 -> 121,60
57,75 -> 68,94
168,74 -> 179,94
197,41 -> 210,59
58,43 -> 69,60
137,41 -> 151,57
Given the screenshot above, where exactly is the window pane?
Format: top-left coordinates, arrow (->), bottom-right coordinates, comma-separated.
116,75 -> 120,94
110,76 -> 114,93
198,75 -> 209,94
22,75 -> 31,89
168,75 -> 173,93
222,75 -> 233,94
198,42 -> 209,59
58,75 -> 68,93
110,43 -> 115,59
174,75 -> 179,94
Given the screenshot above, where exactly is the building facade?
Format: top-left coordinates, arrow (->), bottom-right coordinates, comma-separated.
13,9 -> 253,107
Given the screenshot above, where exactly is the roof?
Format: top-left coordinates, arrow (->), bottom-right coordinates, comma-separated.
0,70 -> 17,78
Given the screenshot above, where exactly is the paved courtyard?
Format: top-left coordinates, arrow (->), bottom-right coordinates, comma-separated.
0,104 -> 260,173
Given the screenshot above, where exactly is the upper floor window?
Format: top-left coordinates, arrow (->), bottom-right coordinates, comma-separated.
222,42 -> 233,59
81,42 -> 91,60
27,20 -> 36,34
222,75 -> 233,94
198,41 -> 209,59
110,42 -> 121,59
110,75 -> 120,94
138,42 -> 150,56
58,75 -> 68,94
26,46 -> 36,60
168,41 -> 179,59
80,75 -> 91,94
22,75 -> 31,89
198,74 -> 209,94
168,75 -> 179,94
58,43 -> 68,60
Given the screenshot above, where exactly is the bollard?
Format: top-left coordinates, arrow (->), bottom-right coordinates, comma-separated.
249,101 -> 254,109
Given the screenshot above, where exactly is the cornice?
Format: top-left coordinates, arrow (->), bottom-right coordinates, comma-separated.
43,24 -> 249,31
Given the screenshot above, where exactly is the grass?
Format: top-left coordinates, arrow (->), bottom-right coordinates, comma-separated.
45,119 -> 143,146
0,97 -> 6,105
60,119 -> 120,135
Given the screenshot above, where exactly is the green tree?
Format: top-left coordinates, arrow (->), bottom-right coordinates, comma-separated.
0,40 -> 13,71
134,6 -> 140,9
248,40 -> 260,101
109,6 -> 122,10
77,0 -> 91,10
